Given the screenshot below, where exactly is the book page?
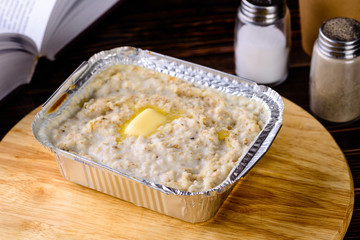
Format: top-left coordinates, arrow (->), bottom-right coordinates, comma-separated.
41,0 -> 120,59
0,0 -> 56,51
0,33 -> 37,100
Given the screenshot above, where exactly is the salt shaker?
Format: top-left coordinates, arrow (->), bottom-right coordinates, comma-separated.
234,0 -> 291,85
310,17 -> 360,123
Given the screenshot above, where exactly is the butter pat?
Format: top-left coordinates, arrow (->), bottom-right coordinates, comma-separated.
125,108 -> 167,136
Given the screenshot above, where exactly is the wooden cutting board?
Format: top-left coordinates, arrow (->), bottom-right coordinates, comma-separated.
0,98 -> 353,240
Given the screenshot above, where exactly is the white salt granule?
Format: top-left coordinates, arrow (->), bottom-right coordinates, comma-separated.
235,24 -> 288,84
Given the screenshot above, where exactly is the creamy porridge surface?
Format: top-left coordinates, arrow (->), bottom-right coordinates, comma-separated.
51,65 -> 265,192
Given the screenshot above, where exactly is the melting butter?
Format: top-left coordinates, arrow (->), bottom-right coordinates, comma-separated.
217,129 -> 230,140
125,108 -> 167,137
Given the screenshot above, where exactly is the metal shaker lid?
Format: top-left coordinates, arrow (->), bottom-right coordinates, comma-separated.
318,17 -> 360,59
239,0 -> 285,26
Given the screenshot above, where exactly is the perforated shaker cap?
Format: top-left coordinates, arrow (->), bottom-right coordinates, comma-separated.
318,17 -> 360,59
239,0 -> 285,26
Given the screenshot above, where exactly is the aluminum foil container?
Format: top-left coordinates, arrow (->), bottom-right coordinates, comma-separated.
32,46 -> 284,223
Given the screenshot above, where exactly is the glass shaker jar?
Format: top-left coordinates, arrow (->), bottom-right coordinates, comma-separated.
234,0 -> 291,86
310,17 -> 360,123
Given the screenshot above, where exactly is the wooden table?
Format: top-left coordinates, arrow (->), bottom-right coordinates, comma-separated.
1,0 -> 359,239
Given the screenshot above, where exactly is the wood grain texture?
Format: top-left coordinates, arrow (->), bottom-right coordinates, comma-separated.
0,98 -> 353,240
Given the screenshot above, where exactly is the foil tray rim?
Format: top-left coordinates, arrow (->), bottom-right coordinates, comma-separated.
32,46 -> 284,197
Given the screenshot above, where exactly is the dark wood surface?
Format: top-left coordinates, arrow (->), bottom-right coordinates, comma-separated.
0,0 -> 359,238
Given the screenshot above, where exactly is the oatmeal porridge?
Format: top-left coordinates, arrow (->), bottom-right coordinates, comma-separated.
50,65 -> 265,192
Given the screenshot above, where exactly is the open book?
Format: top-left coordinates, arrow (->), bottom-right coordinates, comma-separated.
0,0 -> 121,101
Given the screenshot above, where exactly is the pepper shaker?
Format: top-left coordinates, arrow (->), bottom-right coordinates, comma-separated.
234,0 -> 291,86
310,17 -> 360,123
